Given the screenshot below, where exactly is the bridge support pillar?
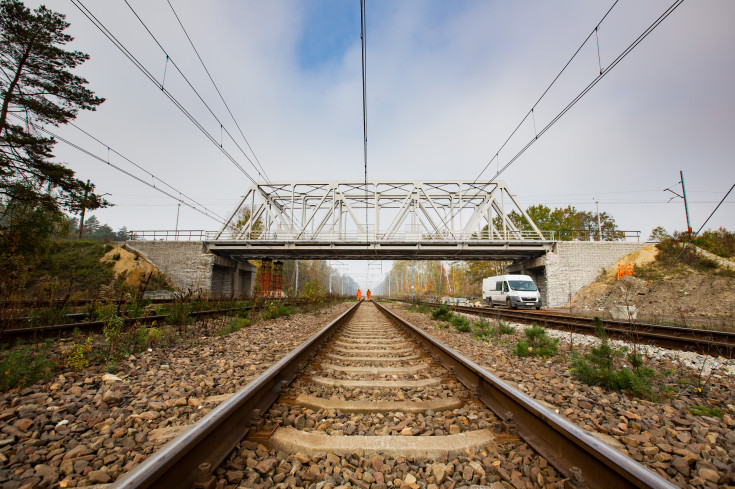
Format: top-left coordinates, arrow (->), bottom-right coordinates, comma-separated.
125,241 -> 255,299
506,241 -> 649,308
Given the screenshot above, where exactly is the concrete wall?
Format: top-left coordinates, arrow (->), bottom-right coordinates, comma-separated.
508,241 -> 649,307
125,241 -> 255,298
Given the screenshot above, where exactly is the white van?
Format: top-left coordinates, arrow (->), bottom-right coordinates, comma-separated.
482,275 -> 542,310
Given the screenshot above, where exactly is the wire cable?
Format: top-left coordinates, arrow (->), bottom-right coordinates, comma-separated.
69,0 -> 259,186
121,0 -> 269,184
164,0 -> 271,186
360,0 -> 369,240
10,112 -> 226,224
474,0 -> 620,183
67,120 -> 226,221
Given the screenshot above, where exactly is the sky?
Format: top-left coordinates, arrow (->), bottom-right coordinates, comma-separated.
23,0 -> 735,289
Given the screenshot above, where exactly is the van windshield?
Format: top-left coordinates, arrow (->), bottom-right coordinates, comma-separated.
508,280 -> 537,291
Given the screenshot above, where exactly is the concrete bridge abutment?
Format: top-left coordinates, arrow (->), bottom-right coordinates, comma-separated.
506,241 -> 650,308
125,241 -> 255,299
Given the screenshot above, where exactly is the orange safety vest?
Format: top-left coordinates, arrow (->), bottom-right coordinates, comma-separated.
367,290 -> 371,301
357,289 -> 362,300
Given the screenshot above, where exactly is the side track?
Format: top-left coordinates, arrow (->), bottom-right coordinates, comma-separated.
113,301 -> 677,489
440,303 -> 735,358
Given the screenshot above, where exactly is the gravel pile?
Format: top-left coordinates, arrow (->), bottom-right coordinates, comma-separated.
0,303 -> 350,488
388,303 -> 735,489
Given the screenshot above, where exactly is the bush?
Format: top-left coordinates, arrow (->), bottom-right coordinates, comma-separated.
450,315 -> 471,333
431,305 -> 452,321
98,305 -> 124,359
0,340 -> 56,391
571,317 -> 653,396
513,325 -> 558,357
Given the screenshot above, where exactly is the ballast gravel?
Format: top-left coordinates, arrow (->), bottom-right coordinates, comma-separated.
0,303 -> 350,488
386,303 -> 735,489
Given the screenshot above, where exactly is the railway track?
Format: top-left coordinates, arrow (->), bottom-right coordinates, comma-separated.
114,301 -> 675,489
438,303 -> 735,358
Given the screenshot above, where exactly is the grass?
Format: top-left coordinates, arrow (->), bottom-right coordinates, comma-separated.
216,317 -> 250,336
689,405 -> 723,418
497,320 -> 514,335
0,340 -> 56,391
260,301 -> 293,320
513,325 -> 558,358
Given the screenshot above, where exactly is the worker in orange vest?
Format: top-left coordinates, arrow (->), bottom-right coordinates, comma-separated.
366,289 -> 371,301
357,289 -> 361,300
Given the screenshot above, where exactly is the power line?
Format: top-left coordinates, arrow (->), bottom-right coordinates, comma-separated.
69,0 -> 259,186
12,112 -> 225,224
121,0 -> 271,185
474,0 -> 620,183
487,0 -> 685,182
66,120 -> 226,221
164,0 -> 271,186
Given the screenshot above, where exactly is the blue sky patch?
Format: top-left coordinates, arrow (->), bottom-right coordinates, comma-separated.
297,0 -> 361,69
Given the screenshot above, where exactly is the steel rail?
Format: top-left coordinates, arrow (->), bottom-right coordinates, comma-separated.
112,301 -> 360,489
372,301 -> 677,489
442,304 -> 735,358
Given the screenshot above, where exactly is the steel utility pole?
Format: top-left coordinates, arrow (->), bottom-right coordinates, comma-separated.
295,261 -> 299,296
594,198 -> 601,241
680,171 -> 692,233
175,203 -> 181,240
664,171 -> 693,234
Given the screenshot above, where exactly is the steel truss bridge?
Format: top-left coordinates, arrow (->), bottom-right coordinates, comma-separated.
203,181 -> 554,261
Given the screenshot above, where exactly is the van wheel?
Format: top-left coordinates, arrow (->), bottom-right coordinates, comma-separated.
507,299 -> 515,310
487,300 -> 493,308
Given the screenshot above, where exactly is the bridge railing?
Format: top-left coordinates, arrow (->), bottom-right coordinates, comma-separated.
128,229 -> 641,242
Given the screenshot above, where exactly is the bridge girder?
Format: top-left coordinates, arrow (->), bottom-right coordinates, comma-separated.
209,181 -> 551,261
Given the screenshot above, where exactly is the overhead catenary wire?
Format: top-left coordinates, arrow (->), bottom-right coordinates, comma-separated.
164,0 -> 271,186
12,112 -> 225,224
488,0 -> 685,182
360,0 -> 369,241
67,120 -> 226,221
69,0 -> 259,186
121,0 -> 270,185
447,0 -> 685,235
474,0 -> 620,183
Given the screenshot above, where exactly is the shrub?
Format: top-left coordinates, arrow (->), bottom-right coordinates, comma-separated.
497,320 -> 514,335
65,338 -> 93,371
98,305 -> 124,359
473,316 -> 492,340
450,315 -> 471,333
571,317 -> 653,396
513,325 -> 558,357
431,305 -> 452,321
0,340 -> 56,391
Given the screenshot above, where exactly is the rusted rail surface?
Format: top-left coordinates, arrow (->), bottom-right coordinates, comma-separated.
112,301 -> 676,489
439,303 -> 735,358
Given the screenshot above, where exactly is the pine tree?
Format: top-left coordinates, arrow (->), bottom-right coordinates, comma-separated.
0,0 -> 106,216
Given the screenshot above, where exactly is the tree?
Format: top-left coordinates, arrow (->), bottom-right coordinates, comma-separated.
501,204 -> 621,241
0,0 -> 106,217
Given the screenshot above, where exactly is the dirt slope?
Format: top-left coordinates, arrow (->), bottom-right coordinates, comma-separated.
100,245 -> 172,290
570,245 -> 735,320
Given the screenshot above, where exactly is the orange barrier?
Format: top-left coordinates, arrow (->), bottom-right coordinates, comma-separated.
617,264 -> 632,280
